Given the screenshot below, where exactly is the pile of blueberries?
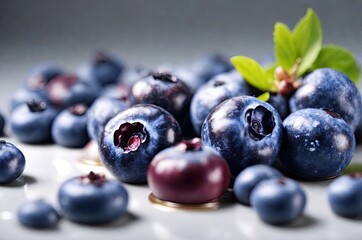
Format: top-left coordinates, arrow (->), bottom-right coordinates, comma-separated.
1,51 -> 362,228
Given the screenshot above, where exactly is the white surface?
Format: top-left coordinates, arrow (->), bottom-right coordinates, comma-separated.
0,136 -> 362,240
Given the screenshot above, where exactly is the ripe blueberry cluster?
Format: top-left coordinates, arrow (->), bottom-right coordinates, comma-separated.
0,49 -> 360,228
234,165 -> 306,225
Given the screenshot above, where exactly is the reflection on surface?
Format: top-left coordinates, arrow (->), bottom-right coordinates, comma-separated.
151,209 -> 241,240
148,193 -> 219,212
78,140 -> 103,166
235,208 -> 320,240
75,161 -> 106,176
153,222 -> 184,240
52,158 -> 73,178
152,220 -> 237,240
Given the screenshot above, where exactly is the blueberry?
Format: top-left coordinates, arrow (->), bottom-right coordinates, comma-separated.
52,104 -> 90,148
289,68 -> 362,131
131,72 -> 192,124
190,53 -> 233,84
45,74 -> 98,109
148,138 -> 230,204
0,112 -> 5,136
9,87 -> 50,112
87,97 -> 129,142
164,67 -> 198,94
0,140 -> 26,184
99,104 -> 182,183
117,67 -> 151,87
202,96 -> 283,177
233,165 -> 282,205
24,65 -> 62,91
17,199 -> 60,228
190,70 -> 259,135
267,93 -> 289,120
250,178 -> 306,225
280,108 -> 355,180
58,172 -> 128,224
100,83 -> 130,100
328,173 -> 362,218
79,52 -> 125,88
10,100 -> 58,144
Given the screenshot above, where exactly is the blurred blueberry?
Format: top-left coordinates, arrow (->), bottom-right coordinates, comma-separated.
10,100 -> 58,144
46,74 -> 98,109
9,88 -> 50,112
79,52 -> 125,88
17,199 -> 60,228
24,65 -> 63,91
117,67 -> 151,87
328,173 -> 362,218
52,104 -> 90,148
190,53 -> 233,83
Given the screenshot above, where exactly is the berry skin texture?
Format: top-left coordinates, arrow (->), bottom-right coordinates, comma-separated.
99,104 -> 182,183
52,104 -> 90,148
289,68 -> 362,131
233,165 -> 282,205
58,172 -> 128,224
131,72 -> 192,124
280,108 -> 355,180
190,70 -> 258,135
328,174 -> 362,218
0,140 -> 26,184
202,96 -> 283,177
10,100 -> 58,144
17,199 -> 60,228
147,138 -> 230,204
87,97 -> 129,142
250,178 -> 306,225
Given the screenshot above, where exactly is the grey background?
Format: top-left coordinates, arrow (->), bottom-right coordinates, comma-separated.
0,0 -> 361,111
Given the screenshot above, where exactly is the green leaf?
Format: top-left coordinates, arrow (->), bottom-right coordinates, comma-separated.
265,63 -> 277,80
292,8 -> 322,76
274,22 -> 297,71
257,92 -> 270,102
231,56 -> 276,92
311,44 -> 361,83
